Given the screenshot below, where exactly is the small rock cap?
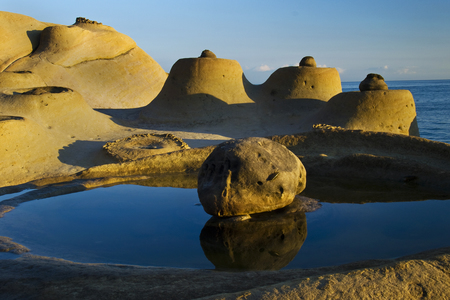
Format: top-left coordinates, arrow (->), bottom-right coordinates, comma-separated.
359,73 -> 388,91
199,50 -> 217,58
299,56 -> 317,67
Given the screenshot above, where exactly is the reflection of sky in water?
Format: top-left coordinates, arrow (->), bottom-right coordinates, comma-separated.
1,185 -> 450,270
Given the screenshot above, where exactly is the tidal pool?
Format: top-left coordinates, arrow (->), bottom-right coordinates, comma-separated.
1,184 -> 450,271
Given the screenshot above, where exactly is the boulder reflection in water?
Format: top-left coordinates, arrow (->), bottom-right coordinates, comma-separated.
200,199 -> 307,271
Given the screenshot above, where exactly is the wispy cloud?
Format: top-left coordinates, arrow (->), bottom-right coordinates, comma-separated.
255,64 -> 273,72
335,67 -> 345,74
396,67 -> 417,75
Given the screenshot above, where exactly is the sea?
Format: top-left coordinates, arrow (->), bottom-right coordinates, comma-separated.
342,79 -> 450,144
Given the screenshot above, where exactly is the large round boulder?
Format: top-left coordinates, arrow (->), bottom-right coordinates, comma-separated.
197,137 -> 306,217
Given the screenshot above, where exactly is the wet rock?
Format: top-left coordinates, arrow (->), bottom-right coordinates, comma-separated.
299,56 -> 317,67
0,236 -> 29,254
199,49 -> 217,58
197,137 -> 306,217
359,73 -> 388,91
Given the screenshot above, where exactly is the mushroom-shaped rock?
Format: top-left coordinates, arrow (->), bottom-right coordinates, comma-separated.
299,56 -> 317,67
305,89 -> 419,136
261,64 -> 341,101
199,49 -> 217,58
197,137 -> 306,217
140,55 -> 254,124
359,73 -> 388,91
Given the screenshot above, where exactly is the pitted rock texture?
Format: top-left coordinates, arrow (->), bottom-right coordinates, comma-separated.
103,133 -> 190,162
197,137 -> 306,217
359,73 -> 389,91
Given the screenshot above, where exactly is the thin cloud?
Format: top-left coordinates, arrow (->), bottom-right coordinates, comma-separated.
255,64 -> 273,72
396,68 -> 417,75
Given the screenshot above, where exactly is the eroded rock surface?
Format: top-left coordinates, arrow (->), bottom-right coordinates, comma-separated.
1,12 -> 167,108
197,137 -> 306,217
103,133 -> 190,162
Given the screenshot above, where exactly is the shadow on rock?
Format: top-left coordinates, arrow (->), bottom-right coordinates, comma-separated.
200,198 -> 307,271
58,140 -> 117,168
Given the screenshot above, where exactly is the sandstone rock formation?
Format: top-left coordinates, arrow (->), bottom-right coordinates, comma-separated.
0,11 -> 53,72
302,88 -> 419,135
103,133 -> 190,162
1,12 -> 167,108
197,137 -> 306,217
140,50 -> 255,124
261,56 -> 341,101
0,86 -> 127,186
200,198 -> 307,271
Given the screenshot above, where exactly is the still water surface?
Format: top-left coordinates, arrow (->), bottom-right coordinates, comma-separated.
1,80 -> 449,270
1,184 -> 450,270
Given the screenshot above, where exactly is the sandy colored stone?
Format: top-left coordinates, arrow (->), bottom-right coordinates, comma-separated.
0,115 -> 64,187
0,87 -> 138,187
0,11 -> 53,72
103,133 -> 190,162
0,87 -> 116,138
199,49 -> 217,58
303,89 -> 419,135
140,55 -> 255,124
261,65 -> 341,101
0,247 -> 449,299
2,12 -> 167,108
198,138 -> 306,216
0,71 -> 46,89
32,20 -> 136,67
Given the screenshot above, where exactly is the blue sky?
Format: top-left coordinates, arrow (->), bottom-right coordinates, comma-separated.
4,0 -> 450,83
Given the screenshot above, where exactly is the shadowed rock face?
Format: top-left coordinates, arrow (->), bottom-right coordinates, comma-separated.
299,56 -> 317,67
200,198 -> 307,271
197,137 -> 306,217
359,73 -> 389,91
199,49 -> 217,58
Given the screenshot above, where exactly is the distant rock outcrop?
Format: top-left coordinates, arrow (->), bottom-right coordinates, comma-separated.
301,74 -> 419,136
